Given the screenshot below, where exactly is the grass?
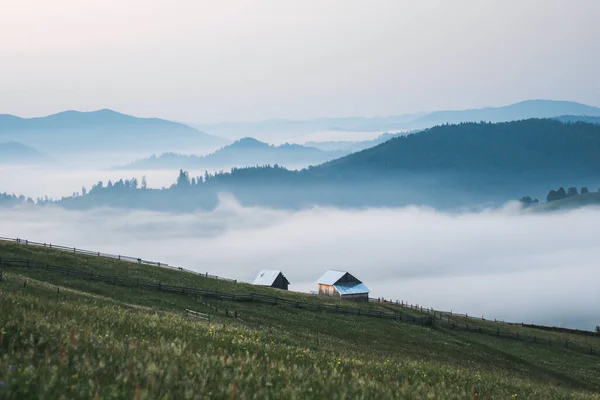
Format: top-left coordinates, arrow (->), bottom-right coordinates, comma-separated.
1,241 -> 600,399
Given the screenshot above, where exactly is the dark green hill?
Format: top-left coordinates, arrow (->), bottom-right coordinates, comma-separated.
319,119 -> 600,178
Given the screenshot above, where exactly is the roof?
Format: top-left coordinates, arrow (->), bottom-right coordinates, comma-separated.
252,270 -> 288,286
316,270 -> 347,285
334,282 -> 370,295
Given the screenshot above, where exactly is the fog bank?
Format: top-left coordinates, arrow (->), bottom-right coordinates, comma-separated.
1,197 -> 599,329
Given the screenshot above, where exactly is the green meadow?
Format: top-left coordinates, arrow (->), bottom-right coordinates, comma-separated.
1,241 -> 599,399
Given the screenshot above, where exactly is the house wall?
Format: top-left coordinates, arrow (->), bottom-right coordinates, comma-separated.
271,274 -> 289,290
340,293 -> 369,302
318,284 -> 340,298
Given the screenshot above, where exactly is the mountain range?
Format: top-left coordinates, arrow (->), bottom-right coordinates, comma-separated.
0,109 -> 227,155
51,118 -> 600,212
118,137 -> 348,170
194,100 -> 600,142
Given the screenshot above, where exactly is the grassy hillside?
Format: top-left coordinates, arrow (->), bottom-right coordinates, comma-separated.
1,241 -> 599,399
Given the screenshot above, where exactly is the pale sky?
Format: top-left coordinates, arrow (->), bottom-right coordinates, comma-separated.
1,0 -> 599,122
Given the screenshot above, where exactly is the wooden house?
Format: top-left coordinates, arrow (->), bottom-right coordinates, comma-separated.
316,270 -> 370,301
252,270 -> 290,290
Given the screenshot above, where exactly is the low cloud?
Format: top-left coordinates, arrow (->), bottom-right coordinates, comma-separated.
1,196 -> 599,329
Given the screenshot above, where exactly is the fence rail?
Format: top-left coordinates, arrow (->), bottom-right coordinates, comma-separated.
0,258 -> 433,326
186,309 -> 211,324
0,236 -> 236,283
369,297 -> 599,338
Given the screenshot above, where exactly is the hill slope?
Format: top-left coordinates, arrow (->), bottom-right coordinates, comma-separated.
320,119 -> 600,178
120,137 -> 348,170
1,240 -> 599,398
0,109 -> 227,155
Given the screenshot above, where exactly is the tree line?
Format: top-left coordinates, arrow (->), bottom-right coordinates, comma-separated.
520,186 -> 598,206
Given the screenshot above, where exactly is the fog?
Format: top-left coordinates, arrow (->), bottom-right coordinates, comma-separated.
0,166 -> 192,199
1,196 -> 599,329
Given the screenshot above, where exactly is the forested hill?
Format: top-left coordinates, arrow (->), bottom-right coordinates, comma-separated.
318,119 -> 600,178
24,119 -> 600,212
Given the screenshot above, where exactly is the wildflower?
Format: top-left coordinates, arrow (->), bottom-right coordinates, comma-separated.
8,365 -> 15,373
189,371 -> 193,376
29,365 -> 33,372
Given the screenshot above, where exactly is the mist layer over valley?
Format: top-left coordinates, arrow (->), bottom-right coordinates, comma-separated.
2,198 -> 599,330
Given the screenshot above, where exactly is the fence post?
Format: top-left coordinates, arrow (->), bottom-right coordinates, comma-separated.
496,328 -> 499,337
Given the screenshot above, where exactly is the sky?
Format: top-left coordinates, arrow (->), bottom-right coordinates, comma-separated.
1,0 -> 600,123
2,197 -> 599,329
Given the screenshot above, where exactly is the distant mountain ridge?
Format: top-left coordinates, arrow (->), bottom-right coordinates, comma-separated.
195,99 -> 600,141
0,109 -> 227,155
119,137 -> 348,170
410,100 -> 600,127
554,115 -> 600,124
304,131 -> 418,152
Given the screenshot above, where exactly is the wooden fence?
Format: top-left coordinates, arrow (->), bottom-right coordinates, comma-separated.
370,297 -> 600,338
186,309 -> 211,324
369,298 -> 599,356
0,257 -> 433,326
0,236 -> 236,283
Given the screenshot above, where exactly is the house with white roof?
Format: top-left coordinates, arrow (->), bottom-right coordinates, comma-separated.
316,270 -> 370,301
252,270 -> 290,290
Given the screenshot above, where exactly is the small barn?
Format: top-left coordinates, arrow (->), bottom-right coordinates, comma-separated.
252,270 -> 290,290
316,270 -> 370,301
